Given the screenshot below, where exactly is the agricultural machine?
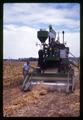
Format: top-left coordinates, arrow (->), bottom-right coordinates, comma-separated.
22,25 -> 79,93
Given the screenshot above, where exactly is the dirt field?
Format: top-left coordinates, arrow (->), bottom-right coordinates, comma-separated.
3,60 -> 80,117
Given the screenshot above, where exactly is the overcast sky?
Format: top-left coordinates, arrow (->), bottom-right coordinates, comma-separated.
3,3 -> 80,59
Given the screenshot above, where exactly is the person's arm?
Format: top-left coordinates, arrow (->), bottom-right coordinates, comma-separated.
30,65 -> 36,69
30,64 -> 40,69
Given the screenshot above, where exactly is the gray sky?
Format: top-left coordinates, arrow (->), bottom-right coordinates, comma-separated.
3,3 -> 80,59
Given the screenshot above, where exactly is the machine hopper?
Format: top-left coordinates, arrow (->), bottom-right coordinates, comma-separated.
37,30 -> 48,43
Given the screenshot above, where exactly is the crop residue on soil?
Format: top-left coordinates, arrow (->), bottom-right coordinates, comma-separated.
3,61 -> 80,117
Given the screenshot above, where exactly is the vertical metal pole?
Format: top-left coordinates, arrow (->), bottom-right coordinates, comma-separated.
49,25 -> 50,44
72,69 -> 75,92
66,72 -> 69,93
58,32 -> 60,42
49,36 -> 50,44
62,31 -> 64,44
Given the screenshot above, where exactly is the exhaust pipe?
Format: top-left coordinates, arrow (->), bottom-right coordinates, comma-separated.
62,31 -> 64,44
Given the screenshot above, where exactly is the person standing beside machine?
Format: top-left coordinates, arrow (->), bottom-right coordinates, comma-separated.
23,60 -> 37,79
23,60 -> 30,79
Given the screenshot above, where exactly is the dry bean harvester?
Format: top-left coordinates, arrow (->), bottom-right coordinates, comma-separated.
22,25 -> 79,93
